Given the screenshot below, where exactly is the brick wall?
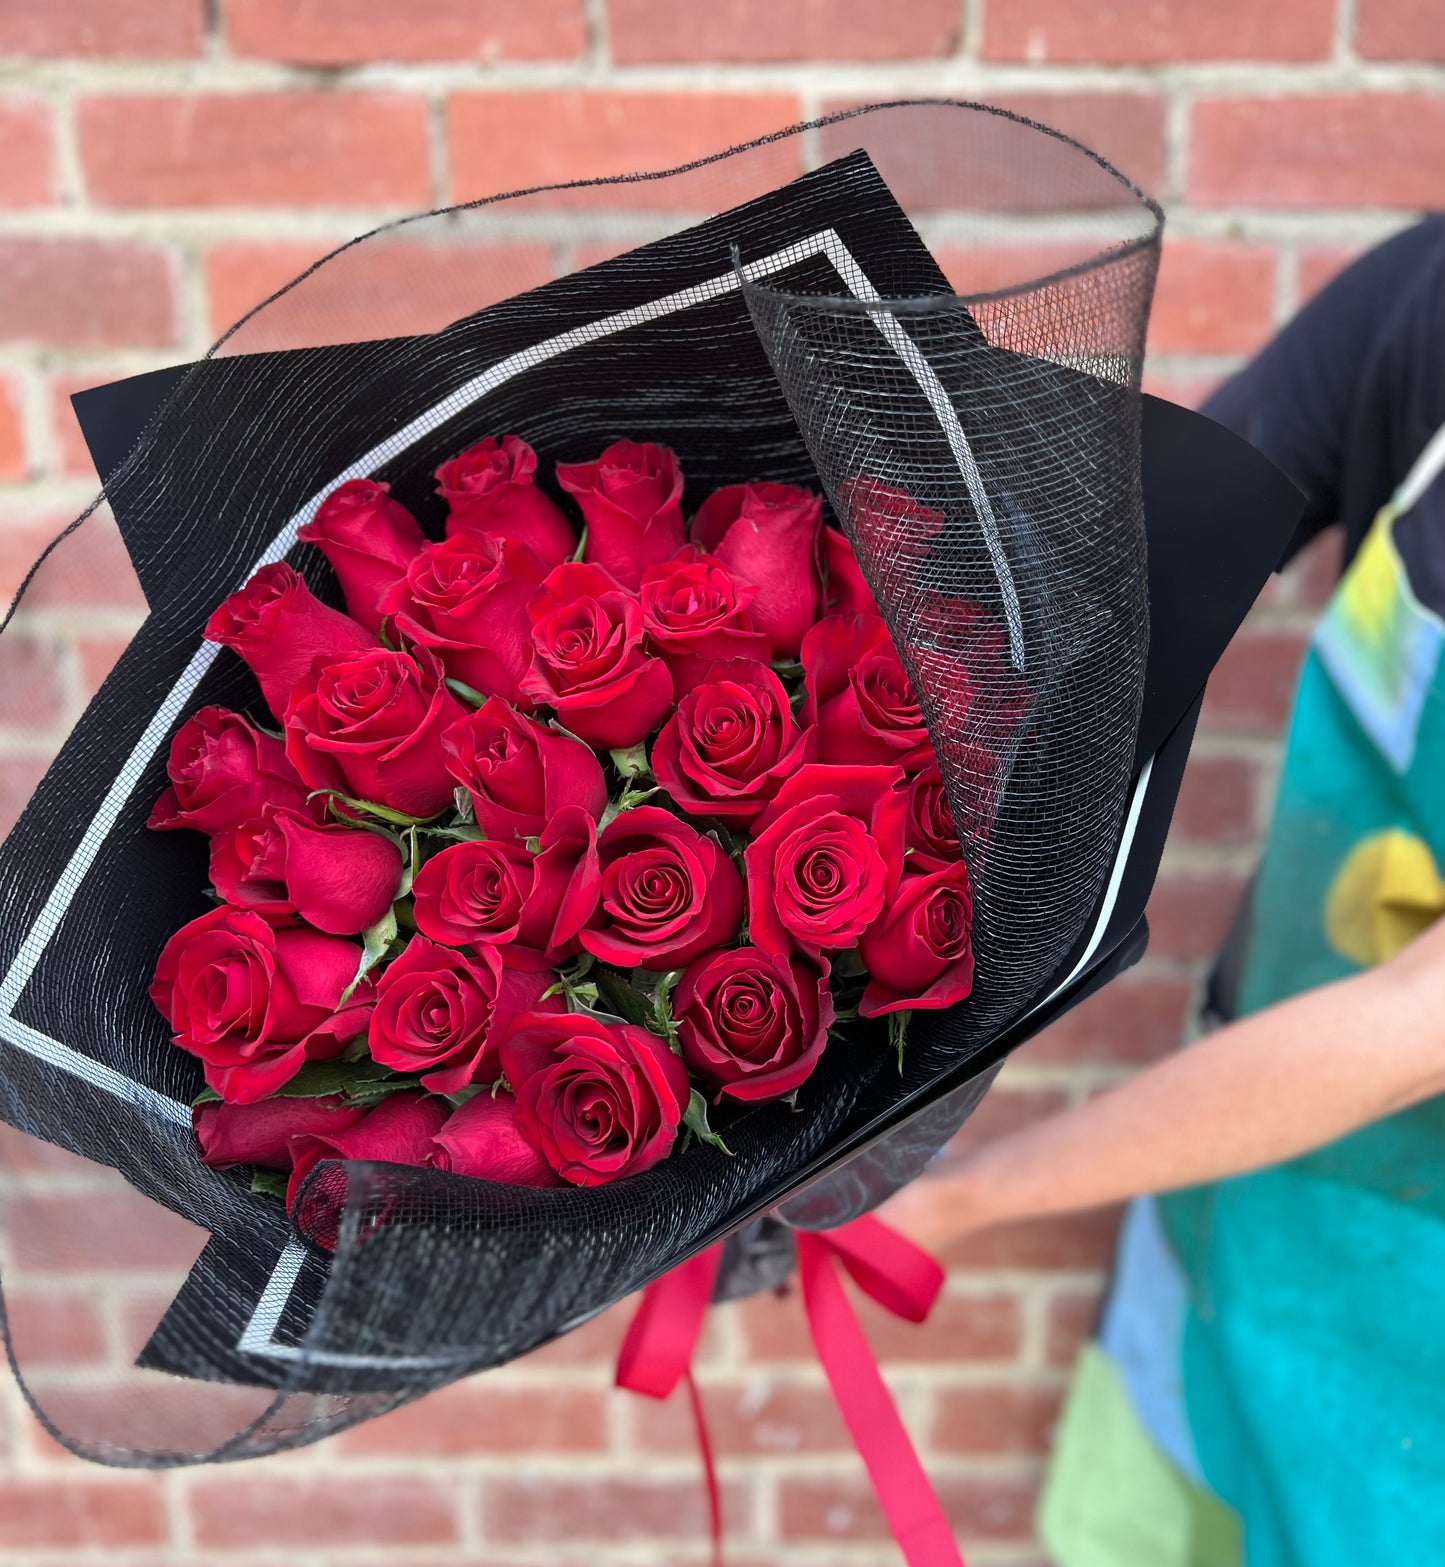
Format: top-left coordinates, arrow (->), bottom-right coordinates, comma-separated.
0,1 -> 1434,1561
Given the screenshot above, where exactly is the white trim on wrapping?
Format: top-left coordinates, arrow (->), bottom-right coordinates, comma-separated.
0,230 -> 1028,1367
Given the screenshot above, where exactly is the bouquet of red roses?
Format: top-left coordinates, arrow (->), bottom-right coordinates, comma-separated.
151,434 -> 991,1230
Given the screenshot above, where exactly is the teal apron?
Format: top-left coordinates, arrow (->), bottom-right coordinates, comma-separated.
1042,422 -> 1445,1566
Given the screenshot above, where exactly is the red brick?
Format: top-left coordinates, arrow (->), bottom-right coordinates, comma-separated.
820,95 -> 1167,210
0,512 -> 147,610
738,1286 -> 1022,1362
1190,96 -> 1445,209
1356,0 -> 1445,59
633,1378 -> 848,1454
0,1479 -> 166,1547
227,0 -> 585,62
1297,245 -> 1360,304
942,1206 -> 1123,1270
79,93 -> 433,210
0,373 -> 24,479
0,754 -> 48,838
78,634 -> 134,699
1201,625 -> 1309,731
47,371 -> 106,479
778,1473 -> 1036,1542
609,0 -> 958,61
931,1383 -> 1062,1455
189,1476 -> 460,1547
934,241 -> 1090,297
7,1191 -> 206,1271
204,238 -> 557,345
337,1383 -> 606,1455
0,634 -> 64,730
1150,240 -> 1277,356
982,0 -> 1334,61
0,237 -> 176,347
483,1475 -> 749,1542
1172,754 -> 1258,845
1285,527 -> 1343,611
1045,1287 -> 1102,1367
938,1086 -> 1071,1165
447,92 -> 802,205
3,1291 -> 108,1364
1144,871 -> 1248,963
518,1300 -> 631,1366
0,97 -> 55,204
0,0 -> 202,55
1024,974 -> 1193,1063
1141,371 -> 1224,411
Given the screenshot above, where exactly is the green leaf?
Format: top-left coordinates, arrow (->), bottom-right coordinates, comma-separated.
422,823 -> 486,845
594,966 -> 652,1028
570,525 -> 588,564
394,825 -> 419,901
771,658 -> 805,681
651,969 -> 684,1051
341,904 -> 399,1004
251,1168 -> 288,1200
888,1009 -> 913,1073
683,1088 -> 732,1156
271,1058 -> 411,1105
524,834 -> 543,854
609,742 -> 651,781
445,677 -> 488,709
599,784 -> 661,832
192,1084 -> 222,1107
453,787 -> 475,825
309,790 -> 438,829
832,948 -> 868,981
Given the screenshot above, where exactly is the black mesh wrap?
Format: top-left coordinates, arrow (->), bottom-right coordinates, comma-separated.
0,102 -> 1161,1464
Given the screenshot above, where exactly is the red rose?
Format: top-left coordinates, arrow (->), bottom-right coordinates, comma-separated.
639,551 -> 771,689
838,477 -> 943,576
436,434 -> 576,568
444,696 -> 607,843
821,526 -> 879,617
284,644 -> 468,819
520,806 -> 603,963
411,838 -> 533,951
745,763 -> 908,958
858,857 -> 975,1016
581,805 -> 743,969
287,1090 -> 450,1245
500,1010 -> 690,1185
431,1091 -> 561,1187
801,613 -> 933,771
368,936 -> 557,1095
691,481 -> 823,658
521,562 -> 673,749
205,563 -> 374,722
297,479 -> 425,633
652,659 -> 813,824
382,530 -> 546,707
209,807 -> 403,935
905,763 -> 965,862
556,440 -> 686,590
148,707 -> 314,836
150,905 -> 374,1104
676,946 -> 833,1104
193,1094 -> 368,1171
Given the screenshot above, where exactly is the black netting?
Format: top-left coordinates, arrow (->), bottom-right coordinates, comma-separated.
0,102 -> 1160,1465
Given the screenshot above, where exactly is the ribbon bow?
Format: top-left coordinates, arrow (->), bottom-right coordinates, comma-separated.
616,1214 -> 965,1567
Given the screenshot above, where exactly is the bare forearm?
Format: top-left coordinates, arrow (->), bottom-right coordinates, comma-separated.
886,939 -> 1445,1244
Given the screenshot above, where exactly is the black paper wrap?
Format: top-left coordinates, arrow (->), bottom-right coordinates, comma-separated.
0,103 -> 1300,1465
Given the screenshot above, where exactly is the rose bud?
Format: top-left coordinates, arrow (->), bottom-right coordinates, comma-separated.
691,481 -> 824,659
287,1091 -> 451,1248
148,706 -> 314,836
639,551 -> 771,690
284,643 -> 469,820
193,1095 -> 368,1171
431,1091 -> 561,1187
676,947 -> 834,1104
205,562 -> 374,722
520,805 -> 602,963
581,805 -> 743,969
297,479 -> 425,632
501,1010 -> 690,1185
801,613 -> 934,772
838,477 -> 944,577
905,762 -> 966,862
652,659 -> 813,824
521,562 -> 674,750
444,696 -> 607,843
821,526 -> 879,617
745,763 -> 909,958
411,838 -> 534,951
368,936 -> 559,1095
150,905 -> 375,1104
556,439 -> 686,590
436,434 -> 576,569
382,530 -> 547,707
859,857 -> 975,1017
208,807 -> 403,935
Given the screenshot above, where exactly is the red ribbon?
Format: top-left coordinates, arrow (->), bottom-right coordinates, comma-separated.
616,1215 -> 964,1567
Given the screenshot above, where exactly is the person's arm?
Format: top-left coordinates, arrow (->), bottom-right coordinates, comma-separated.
880,916 -> 1445,1251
